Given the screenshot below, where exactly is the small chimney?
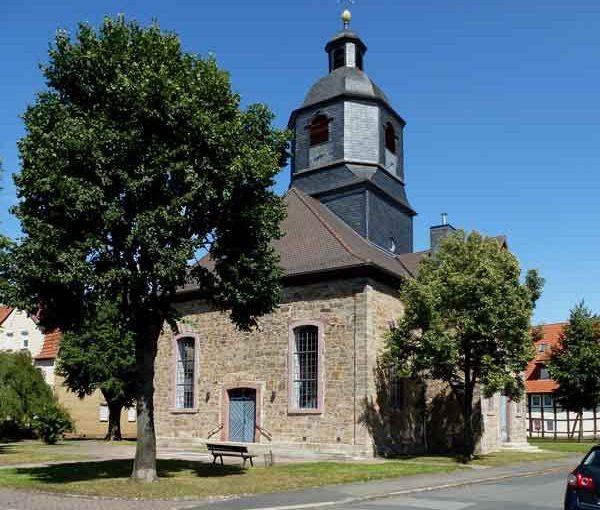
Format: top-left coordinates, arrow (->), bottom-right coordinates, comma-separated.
430,213 -> 456,252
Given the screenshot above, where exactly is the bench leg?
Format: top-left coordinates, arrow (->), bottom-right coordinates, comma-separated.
220,455 -> 224,466
249,457 -> 254,467
243,457 -> 247,468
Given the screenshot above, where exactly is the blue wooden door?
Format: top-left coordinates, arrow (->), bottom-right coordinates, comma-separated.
228,388 -> 256,443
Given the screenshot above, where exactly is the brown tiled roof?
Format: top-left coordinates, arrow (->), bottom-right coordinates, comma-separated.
396,251 -> 429,277
0,306 -> 13,326
35,330 -> 62,361
276,188 -> 411,279
187,187 -> 411,289
186,189 -> 509,291
525,322 -> 566,394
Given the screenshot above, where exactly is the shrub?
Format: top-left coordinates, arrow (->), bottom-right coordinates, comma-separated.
31,403 -> 73,444
0,351 -> 55,438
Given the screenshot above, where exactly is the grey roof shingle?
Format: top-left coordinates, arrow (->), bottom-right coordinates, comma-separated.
276,187 -> 410,279
185,190 -> 508,290
302,66 -> 390,108
190,187 -> 411,288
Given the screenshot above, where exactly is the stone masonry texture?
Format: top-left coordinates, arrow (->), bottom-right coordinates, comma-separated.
154,279 -> 527,457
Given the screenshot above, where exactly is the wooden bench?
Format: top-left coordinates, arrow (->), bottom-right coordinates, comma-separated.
206,443 -> 256,467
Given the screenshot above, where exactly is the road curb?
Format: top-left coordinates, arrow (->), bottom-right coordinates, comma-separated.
250,465 -> 571,510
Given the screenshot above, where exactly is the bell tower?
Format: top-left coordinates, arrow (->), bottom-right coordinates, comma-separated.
289,10 -> 416,254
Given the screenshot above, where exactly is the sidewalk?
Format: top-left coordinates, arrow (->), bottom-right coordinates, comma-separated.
0,455 -> 579,510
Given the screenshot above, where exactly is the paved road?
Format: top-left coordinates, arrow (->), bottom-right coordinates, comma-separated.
186,471 -> 569,510
339,471 -> 566,510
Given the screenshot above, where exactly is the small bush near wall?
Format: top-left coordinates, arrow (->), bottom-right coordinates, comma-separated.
31,404 -> 73,444
0,351 -> 72,442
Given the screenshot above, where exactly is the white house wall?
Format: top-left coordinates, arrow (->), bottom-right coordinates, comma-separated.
0,310 -> 44,358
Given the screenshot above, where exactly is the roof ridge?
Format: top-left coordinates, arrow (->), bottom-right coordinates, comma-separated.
289,188 -> 368,264
395,256 -> 413,277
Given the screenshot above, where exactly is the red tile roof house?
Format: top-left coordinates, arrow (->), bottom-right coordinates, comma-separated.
34,330 -> 138,439
0,311 -> 136,440
526,323 -> 600,439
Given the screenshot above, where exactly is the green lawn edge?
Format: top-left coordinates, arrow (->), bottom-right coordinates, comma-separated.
0,448 -> 574,501
0,459 -> 459,500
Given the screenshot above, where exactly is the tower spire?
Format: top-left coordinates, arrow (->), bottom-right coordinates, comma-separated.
342,9 -> 352,30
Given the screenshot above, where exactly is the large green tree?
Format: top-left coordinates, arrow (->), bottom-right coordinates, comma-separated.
56,300 -> 136,441
388,231 -> 543,460
11,17 -> 287,481
547,303 -> 600,440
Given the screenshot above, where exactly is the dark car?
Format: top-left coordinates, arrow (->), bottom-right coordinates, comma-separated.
565,445 -> 600,509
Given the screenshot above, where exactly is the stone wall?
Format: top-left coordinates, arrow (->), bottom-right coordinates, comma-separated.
153,276 -> 522,457
154,278 -> 380,457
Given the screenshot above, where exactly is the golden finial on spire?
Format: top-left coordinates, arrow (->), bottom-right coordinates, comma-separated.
342,9 -> 352,29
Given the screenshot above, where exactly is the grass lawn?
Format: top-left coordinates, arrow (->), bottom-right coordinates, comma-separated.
396,450 -> 568,468
0,444 -> 574,500
0,442 -> 87,466
529,438 -> 599,454
0,459 -> 460,499
470,450 -> 567,466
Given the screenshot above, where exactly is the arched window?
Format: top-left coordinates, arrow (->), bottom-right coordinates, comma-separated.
309,115 -> 330,147
175,337 -> 196,409
289,323 -> 322,411
385,122 -> 396,154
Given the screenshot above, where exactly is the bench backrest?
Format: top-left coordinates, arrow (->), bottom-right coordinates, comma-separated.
206,443 -> 249,454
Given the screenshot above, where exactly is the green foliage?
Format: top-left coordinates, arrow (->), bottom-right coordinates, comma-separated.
56,300 -> 136,406
547,303 -> 600,414
0,161 -> 15,304
10,15 -> 287,333
10,15 -> 288,477
31,403 -> 73,444
387,231 -> 543,458
0,351 -> 58,438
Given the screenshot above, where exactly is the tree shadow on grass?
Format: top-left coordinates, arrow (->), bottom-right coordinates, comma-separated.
15,459 -> 245,484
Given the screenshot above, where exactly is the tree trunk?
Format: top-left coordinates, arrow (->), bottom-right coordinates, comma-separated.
102,391 -> 124,441
463,386 -> 475,462
579,411 -> 584,442
131,318 -> 162,483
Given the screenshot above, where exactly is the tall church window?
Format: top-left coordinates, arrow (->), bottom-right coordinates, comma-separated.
309,115 -> 330,147
290,324 -> 321,411
385,122 -> 397,154
386,361 -> 406,412
175,337 -> 196,409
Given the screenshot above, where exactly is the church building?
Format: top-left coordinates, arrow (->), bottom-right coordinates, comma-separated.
153,11 -> 527,458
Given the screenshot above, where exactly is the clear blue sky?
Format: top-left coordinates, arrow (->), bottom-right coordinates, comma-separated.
1,0 -> 599,324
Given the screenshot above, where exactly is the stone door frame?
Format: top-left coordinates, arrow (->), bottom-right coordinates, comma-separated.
221,382 -> 262,443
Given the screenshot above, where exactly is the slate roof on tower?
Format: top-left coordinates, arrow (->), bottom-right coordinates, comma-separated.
302,66 -> 390,109
277,187 -> 410,280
